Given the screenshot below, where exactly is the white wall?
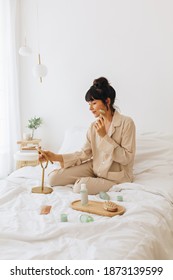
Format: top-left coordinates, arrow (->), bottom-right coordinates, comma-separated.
18,0 -> 173,151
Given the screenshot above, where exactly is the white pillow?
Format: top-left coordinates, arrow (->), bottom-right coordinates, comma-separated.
58,126 -> 88,153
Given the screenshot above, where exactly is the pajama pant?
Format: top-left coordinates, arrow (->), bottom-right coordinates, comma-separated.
48,160 -> 115,195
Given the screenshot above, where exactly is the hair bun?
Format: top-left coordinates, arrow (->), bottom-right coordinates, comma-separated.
85,76 -> 116,113
93,77 -> 109,89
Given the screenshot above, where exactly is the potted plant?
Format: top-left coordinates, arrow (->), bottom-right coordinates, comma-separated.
27,116 -> 43,139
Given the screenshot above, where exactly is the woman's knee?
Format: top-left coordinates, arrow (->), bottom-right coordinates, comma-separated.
48,170 -> 60,186
48,168 -> 78,186
48,169 -> 68,186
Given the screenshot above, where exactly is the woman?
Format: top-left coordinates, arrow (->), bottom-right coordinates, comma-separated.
39,77 -> 136,195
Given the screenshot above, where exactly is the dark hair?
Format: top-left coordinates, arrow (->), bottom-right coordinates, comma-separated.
85,77 -> 116,113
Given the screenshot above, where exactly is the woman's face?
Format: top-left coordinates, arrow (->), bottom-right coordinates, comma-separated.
88,99 -> 106,118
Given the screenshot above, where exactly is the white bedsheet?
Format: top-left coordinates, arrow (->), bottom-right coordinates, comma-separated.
0,132 -> 173,260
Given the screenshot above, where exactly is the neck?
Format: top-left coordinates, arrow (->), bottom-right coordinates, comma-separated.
104,110 -> 113,123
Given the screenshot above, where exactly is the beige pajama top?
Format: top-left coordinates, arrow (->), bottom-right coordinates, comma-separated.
62,111 -> 136,184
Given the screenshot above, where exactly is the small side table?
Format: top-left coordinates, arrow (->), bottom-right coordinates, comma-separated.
15,139 -> 41,169
17,139 -> 41,151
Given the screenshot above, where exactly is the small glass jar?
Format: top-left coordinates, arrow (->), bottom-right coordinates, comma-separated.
80,214 -> 94,223
60,213 -> 68,222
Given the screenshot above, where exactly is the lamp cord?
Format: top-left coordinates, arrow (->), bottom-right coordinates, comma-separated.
36,0 -> 40,55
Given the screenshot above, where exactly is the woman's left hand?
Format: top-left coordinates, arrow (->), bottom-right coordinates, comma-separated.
94,116 -> 106,137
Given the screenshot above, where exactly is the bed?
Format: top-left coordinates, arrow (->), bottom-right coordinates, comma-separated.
0,128 -> 173,260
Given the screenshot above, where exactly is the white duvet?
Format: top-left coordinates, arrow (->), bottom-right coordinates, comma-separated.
0,132 -> 173,260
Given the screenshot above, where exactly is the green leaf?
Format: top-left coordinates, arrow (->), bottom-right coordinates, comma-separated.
27,116 -> 43,130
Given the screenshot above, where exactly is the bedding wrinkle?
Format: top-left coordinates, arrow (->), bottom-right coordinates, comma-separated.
0,132 -> 173,259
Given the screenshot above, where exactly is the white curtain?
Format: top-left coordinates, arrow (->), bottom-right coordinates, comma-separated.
0,0 -> 21,178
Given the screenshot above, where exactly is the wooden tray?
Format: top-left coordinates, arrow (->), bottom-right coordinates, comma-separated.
71,200 -> 125,217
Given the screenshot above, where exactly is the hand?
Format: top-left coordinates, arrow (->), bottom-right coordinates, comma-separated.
94,116 -> 106,137
38,149 -> 55,164
37,148 -> 63,165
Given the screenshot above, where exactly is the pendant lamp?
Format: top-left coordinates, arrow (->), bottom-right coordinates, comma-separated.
19,35 -> 32,56
32,54 -> 48,83
32,0 -> 48,83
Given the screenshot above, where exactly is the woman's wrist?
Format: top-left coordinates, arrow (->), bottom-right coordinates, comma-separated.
55,154 -> 63,163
